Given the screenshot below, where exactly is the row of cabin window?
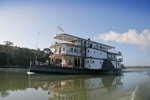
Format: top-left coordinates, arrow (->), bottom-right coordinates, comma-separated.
55,47 -> 82,53
78,40 -> 108,50
87,60 -> 102,64
55,47 -> 65,52
87,50 -> 103,55
69,48 -> 82,53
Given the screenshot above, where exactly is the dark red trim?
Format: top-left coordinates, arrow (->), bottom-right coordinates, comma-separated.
31,64 -> 121,71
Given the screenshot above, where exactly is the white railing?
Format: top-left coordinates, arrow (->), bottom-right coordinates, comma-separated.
51,41 -> 76,46
108,49 -> 121,55
53,50 -> 85,57
117,58 -> 123,62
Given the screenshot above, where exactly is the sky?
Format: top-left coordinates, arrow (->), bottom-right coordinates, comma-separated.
0,0 -> 150,66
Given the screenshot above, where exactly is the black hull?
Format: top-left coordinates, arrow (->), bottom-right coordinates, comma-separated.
30,65 -> 122,75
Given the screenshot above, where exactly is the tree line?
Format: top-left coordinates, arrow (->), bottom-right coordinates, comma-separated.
0,41 -> 52,68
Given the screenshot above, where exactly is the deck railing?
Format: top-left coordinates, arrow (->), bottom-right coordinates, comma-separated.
108,49 -> 122,55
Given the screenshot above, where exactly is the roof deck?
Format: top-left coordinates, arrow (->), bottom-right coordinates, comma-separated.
54,33 -> 114,49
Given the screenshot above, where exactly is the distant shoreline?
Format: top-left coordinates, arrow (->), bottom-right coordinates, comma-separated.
125,66 -> 150,69
0,65 -> 29,69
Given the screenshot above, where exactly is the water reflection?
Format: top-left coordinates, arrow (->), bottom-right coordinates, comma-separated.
29,75 -> 123,100
0,71 -> 25,100
0,70 -> 123,100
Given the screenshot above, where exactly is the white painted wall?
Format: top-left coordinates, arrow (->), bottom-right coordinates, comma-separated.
85,58 -> 104,69
86,48 -> 107,59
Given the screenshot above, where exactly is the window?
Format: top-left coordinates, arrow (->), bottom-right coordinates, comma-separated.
59,48 -> 61,53
79,50 -> 81,53
87,60 -> 89,63
76,49 -> 78,53
88,50 -> 89,52
94,51 -> 95,54
90,44 -> 92,48
92,61 -> 94,63
99,61 -> 101,64
63,47 -> 65,51
69,48 -> 73,52
74,49 -> 76,52
100,46 -> 102,49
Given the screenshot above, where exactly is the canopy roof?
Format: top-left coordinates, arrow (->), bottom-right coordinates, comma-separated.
53,33 -> 114,49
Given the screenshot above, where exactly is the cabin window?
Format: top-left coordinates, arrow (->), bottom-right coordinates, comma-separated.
100,46 -> 102,49
79,50 -> 81,53
87,60 -> 89,63
76,49 -> 78,53
88,50 -> 89,52
69,48 -> 73,52
74,49 -> 77,52
90,44 -> 92,48
92,61 -> 94,63
59,48 -> 61,53
63,47 -> 65,51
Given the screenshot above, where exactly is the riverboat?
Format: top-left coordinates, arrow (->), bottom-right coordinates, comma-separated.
30,33 -> 123,74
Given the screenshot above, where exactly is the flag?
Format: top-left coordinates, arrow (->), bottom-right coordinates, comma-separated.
57,26 -> 64,32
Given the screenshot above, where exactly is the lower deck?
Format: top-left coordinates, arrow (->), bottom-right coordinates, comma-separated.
30,64 -> 122,74
48,55 -> 121,70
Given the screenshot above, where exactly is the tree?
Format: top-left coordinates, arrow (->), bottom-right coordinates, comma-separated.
43,48 -> 52,55
4,41 -> 13,46
0,42 -> 52,67
4,41 -> 13,67
121,63 -> 126,69
0,52 -> 7,65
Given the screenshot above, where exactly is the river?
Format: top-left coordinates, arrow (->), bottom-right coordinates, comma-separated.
0,68 -> 150,100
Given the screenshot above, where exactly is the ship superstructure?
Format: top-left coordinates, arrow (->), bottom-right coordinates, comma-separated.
49,33 -> 122,70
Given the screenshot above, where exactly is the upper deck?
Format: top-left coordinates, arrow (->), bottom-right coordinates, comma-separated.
53,33 -> 114,49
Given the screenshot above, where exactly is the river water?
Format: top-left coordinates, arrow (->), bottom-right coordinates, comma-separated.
0,68 -> 150,100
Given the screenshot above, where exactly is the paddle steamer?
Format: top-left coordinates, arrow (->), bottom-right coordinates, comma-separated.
30,33 -> 123,74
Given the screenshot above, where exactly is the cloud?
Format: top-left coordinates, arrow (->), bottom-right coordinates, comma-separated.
94,29 -> 150,49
